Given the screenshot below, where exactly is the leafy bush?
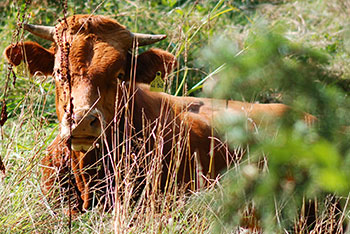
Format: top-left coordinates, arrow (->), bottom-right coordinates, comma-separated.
202,26 -> 350,232
1,0 -> 350,233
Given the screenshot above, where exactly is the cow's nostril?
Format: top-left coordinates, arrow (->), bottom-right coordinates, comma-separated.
71,109 -> 102,138
90,116 -> 99,128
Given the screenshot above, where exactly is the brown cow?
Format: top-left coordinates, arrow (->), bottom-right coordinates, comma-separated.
4,15 -> 315,211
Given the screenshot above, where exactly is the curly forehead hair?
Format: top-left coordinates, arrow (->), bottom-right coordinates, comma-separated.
56,15 -> 133,47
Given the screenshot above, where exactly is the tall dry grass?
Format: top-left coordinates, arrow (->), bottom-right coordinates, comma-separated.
1,0 -> 350,233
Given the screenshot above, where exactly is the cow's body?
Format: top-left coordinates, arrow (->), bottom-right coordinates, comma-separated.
4,15 -> 315,211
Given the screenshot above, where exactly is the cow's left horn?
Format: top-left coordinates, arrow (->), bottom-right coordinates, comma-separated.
23,24 -> 55,42
132,33 -> 166,46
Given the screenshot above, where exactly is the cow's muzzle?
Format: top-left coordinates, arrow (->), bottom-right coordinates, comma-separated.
61,108 -> 104,151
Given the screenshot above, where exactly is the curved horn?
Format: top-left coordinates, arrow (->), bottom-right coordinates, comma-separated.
23,24 -> 55,42
131,33 -> 166,46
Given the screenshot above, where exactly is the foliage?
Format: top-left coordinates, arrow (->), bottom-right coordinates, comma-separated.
203,27 -> 350,232
1,0 -> 350,233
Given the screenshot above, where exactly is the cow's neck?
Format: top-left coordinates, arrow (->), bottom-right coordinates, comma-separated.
131,84 -> 173,133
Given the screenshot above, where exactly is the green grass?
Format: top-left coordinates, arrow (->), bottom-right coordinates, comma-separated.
1,0 -> 350,233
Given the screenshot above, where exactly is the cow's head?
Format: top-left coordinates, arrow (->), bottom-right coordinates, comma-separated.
5,15 -> 176,151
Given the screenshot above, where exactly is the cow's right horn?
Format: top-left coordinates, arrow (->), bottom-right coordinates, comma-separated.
24,24 -> 55,42
131,33 -> 167,46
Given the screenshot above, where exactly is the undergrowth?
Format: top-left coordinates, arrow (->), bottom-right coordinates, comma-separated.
1,0 -> 350,233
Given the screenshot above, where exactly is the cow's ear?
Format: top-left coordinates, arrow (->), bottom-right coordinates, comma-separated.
126,48 -> 176,84
4,41 -> 55,76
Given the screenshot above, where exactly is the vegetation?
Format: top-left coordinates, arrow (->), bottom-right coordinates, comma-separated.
1,0 -> 350,233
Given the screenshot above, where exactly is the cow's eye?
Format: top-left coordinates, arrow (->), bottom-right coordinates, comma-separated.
117,72 -> 125,80
55,69 -> 63,81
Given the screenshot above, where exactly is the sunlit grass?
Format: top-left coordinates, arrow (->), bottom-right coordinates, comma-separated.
1,0 -> 350,233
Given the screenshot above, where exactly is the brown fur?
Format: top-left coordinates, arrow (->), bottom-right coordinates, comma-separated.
4,15 -> 316,211
124,48 -> 177,83
4,41 -> 54,75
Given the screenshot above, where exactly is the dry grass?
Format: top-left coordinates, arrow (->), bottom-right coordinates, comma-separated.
1,0 -> 350,233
